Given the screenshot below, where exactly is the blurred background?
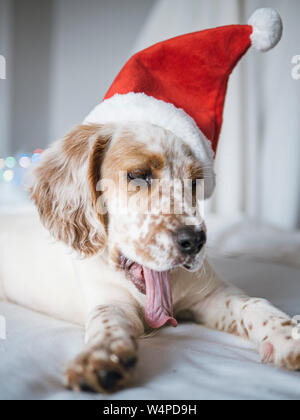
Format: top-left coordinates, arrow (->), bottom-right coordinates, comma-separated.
0,0 -> 299,264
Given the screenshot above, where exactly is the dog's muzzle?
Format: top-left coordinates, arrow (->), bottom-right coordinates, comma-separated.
173,227 -> 206,256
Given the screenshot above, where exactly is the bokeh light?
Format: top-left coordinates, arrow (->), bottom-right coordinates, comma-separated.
32,153 -> 42,163
5,156 -> 16,169
19,154 -> 31,169
0,148 -> 44,184
3,169 -> 14,182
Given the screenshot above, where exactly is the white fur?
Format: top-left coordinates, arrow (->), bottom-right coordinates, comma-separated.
248,8 -> 283,52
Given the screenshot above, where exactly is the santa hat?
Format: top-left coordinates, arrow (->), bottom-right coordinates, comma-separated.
85,8 -> 282,164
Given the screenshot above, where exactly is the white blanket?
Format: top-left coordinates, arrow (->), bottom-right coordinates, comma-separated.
207,217 -> 300,270
0,256 -> 300,400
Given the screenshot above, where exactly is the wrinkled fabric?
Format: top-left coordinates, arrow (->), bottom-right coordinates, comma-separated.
0,256 -> 300,400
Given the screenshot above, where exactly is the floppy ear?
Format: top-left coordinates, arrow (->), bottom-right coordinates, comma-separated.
30,124 -> 113,257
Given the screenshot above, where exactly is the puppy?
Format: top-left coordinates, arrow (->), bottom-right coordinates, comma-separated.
0,121 -> 299,394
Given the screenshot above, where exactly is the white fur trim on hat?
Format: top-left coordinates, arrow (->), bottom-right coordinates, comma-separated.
248,8 -> 283,52
84,92 -> 215,164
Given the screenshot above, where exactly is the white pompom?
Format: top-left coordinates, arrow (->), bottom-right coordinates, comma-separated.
248,8 -> 283,52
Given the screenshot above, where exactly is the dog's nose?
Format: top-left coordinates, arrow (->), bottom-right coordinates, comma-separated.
173,227 -> 206,255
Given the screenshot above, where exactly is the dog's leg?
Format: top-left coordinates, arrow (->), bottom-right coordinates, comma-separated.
64,255 -> 145,393
190,261 -> 300,370
65,302 -> 144,393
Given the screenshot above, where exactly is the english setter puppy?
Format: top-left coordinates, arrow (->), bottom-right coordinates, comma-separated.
0,122 -> 299,394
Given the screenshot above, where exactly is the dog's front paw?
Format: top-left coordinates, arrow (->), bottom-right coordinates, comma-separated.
259,321 -> 300,370
65,337 -> 138,393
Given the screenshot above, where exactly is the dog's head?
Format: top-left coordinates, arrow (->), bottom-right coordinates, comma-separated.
30,122 -> 215,327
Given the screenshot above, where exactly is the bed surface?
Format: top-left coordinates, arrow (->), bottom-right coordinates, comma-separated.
0,256 -> 300,400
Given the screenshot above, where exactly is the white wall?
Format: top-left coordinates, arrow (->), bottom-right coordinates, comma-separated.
10,0 -> 54,154
49,0 -> 154,141
0,0 -> 154,154
0,0 -> 12,156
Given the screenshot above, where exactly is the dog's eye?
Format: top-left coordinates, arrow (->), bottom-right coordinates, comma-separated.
127,171 -> 152,185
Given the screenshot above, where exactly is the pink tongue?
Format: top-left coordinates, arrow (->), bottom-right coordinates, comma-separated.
143,267 -> 178,329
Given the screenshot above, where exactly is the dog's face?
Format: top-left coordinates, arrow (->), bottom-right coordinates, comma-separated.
31,122 -> 215,277
98,123 -> 213,275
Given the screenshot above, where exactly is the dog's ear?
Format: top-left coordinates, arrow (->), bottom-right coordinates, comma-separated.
30,124 -> 113,257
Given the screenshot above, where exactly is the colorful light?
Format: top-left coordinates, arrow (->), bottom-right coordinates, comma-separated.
19,154 -> 31,169
5,156 -> 16,169
3,169 -> 14,182
32,153 -> 42,163
0,148 -> 44,184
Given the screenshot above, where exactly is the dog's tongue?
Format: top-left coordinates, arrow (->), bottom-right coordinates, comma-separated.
143,267 -> 178,329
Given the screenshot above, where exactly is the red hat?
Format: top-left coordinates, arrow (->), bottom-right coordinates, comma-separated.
85,8 -> 282,164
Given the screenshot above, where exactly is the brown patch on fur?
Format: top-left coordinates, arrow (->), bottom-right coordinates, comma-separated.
240,320 -> 249,339
243,329 -> 249,339
227,321 -> 238,335
181,143 -> 196,160
62,125 -> 95,161
281,321 -> 293,327
88,125 -> 112,209
30,124 -> 110,256
103,136 -> 165,180
262,336 -> 269,342
286,354 -> 300,370
150,155 -> 165,171
187,163 -> 204,181
226,300 -> 231,309
263,321 -> 269,327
